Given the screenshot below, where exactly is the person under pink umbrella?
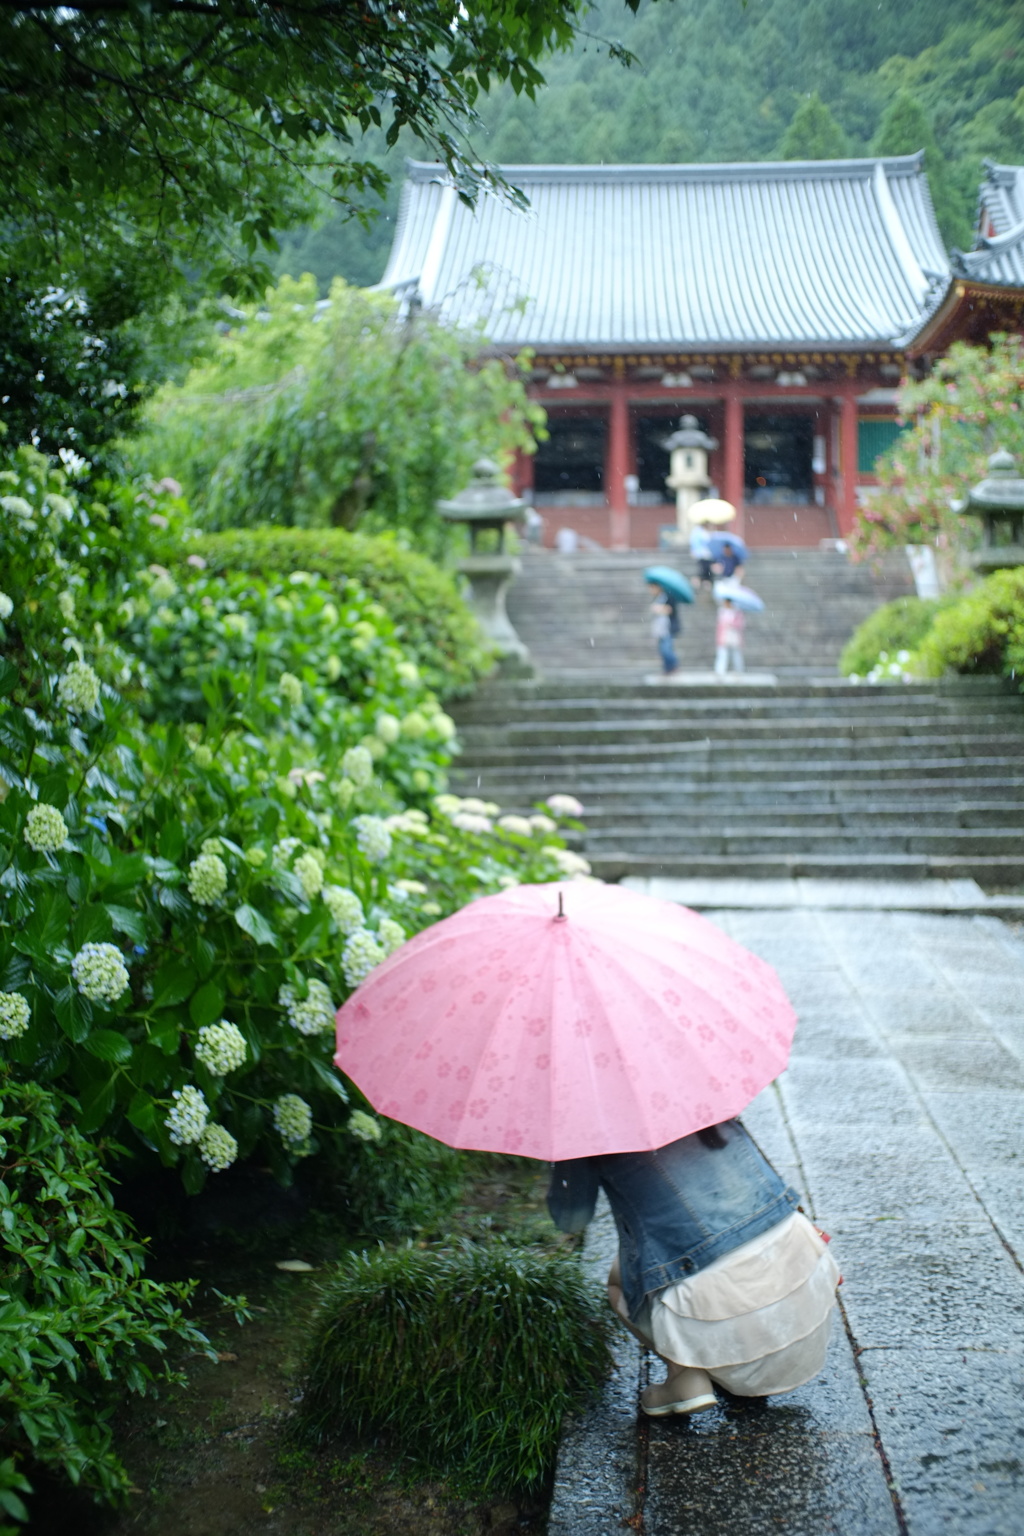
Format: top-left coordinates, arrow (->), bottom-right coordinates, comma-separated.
547,1122 -> 839,1417
335,880 -> 839,1418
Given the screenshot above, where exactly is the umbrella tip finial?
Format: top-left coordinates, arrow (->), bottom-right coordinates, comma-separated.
555,891 -> 567,922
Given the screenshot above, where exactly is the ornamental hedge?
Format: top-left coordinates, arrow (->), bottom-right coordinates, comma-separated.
189,526 -> 494,697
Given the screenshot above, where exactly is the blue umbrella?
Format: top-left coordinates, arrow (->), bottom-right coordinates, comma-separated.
714,579 -> 764,613
643,565 -> 695,604
707,532 -> 749,563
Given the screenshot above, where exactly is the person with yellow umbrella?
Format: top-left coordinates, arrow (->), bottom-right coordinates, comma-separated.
688,498 -> 735,593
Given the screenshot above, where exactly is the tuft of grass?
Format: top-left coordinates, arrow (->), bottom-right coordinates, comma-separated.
300,1241 -> 613,1495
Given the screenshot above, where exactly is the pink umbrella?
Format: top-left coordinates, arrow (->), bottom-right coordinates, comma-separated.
334,881 -> 796,1161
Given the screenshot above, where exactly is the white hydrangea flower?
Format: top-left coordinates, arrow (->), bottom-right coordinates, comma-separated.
393,878 -> 427,897
294,851 -> 324,900
192,744 -> 214,770
430,712 -> 456,741
57,660 -> 101,714
458,797 -> 490,814
396,659 -> 419,682
0,991 -> 31,1040
57,591 -> 76,622
72,942 -> 130,1003
279,978 -> 335,1036
342,745 -> 374,788
496,814 -> 533,837
349,1110 -> 383,1143
375,713 -> 401,745
149,573 -> 177,602
342,928 -> 386,988
451,812 -> 493,834
400,711 -> 428,739
195,1020 -> 248,1075
496,873 -> 521,889
245,846 -> 268,867
187,852 -> 228,905
23,803 -> 69,852
544,847 -> 592,877
1,495 -> 34,519
378,917 -> 405,956
352,815 -> 392,864
529,813 -> 557,834
433,793 -> 461,815
279,671 -> 303,707
165,1085 -> 209,1146
0,593 -> 13,621
272,836 -> 302,867
274,1093 -> 313,1144
198,1122 -> 238,1172
547,794 -> 584,818
200,837 -> 223,857
324,885 -> 364,934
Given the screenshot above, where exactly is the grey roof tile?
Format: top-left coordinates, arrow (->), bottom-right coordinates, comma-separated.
379,156 -> 949,351
956,161 -> 1024,287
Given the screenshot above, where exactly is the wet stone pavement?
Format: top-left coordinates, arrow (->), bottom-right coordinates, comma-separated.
547,909 -> 1024,1536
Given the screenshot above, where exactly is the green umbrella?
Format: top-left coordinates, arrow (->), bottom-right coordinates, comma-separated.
643,566 -> 695,604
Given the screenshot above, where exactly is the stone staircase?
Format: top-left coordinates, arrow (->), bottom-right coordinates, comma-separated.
506,546 -> 915,677
449,549 -> 1024,889
450,679 -> 1024,887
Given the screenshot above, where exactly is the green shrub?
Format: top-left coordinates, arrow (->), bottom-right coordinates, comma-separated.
190,526 -> 492,697
323,1119 -> 466,1241
1,434 -> 582,1194
301,1243 -> 613,1495
911,568 -> 1024,687
0,1073 -> 218,1518
838,595 -> 949,678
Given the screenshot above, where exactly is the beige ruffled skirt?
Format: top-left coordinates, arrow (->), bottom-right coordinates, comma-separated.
619,1212 -> 840,1397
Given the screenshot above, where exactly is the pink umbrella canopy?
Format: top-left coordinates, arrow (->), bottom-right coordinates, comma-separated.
334,881 -> 796,1161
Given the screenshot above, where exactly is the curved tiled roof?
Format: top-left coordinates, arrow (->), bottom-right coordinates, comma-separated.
955,161 -> 1024,287
380,156 -> 949,351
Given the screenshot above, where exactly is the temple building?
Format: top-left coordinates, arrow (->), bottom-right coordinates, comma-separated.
379,154 -> 1020,549
908,160 -> 1024,359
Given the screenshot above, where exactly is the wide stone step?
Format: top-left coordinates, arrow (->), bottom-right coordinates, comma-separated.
456,739 -> 1024,771
577,802 -> 1024,831
457,718 -> 1024,749
584,851 -> 1024,883
581,827 -> 1022,857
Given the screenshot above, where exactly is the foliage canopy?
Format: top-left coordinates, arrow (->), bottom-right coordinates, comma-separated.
850,335 -> 1024,561
130,274 -> 543,553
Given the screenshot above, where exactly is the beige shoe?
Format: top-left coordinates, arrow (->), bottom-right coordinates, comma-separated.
641,1366 -> 717,1418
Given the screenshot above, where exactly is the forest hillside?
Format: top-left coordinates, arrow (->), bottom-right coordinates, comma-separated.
274,0 -> 1024,290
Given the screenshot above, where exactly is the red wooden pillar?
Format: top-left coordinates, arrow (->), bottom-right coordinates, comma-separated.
838,392 -> 859,538
722,390 -> 745,541
607,385 -> 630,550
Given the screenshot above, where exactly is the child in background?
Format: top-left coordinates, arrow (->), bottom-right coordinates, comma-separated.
714,596 -> 745,675
650,593 -> 679,675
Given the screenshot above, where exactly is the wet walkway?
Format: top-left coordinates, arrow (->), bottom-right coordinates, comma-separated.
548,906 -> 1024,1536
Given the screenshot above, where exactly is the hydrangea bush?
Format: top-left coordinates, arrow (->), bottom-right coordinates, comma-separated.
0,436 -> 586,1196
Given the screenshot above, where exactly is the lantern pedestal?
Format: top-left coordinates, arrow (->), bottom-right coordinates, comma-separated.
456,554 -> 533,677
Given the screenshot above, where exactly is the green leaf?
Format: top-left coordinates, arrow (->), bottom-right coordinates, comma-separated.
105,851 -> 149,890
151,959 -> 196,1009
71,903 -> 113,949
84,1029 -> 134,1064
147,1015 -> 181,1055
0,657 -> 18,697
77,1075 -> 118,1133
234,904 -> 279,948
105,903 -> 147,944
189,979 -> 226,1028
52,985 -> 94,1043
127,1091 -> 160,1137
181,1154 -> 208,1196
158,820 -> 186,862
15,890 -> 72,958
309,1057 -> 349,1103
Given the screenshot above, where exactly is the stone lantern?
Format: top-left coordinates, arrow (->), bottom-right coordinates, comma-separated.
663,415 -> 719,532
956,449 -> 1024,574
437,458 -> 533,675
